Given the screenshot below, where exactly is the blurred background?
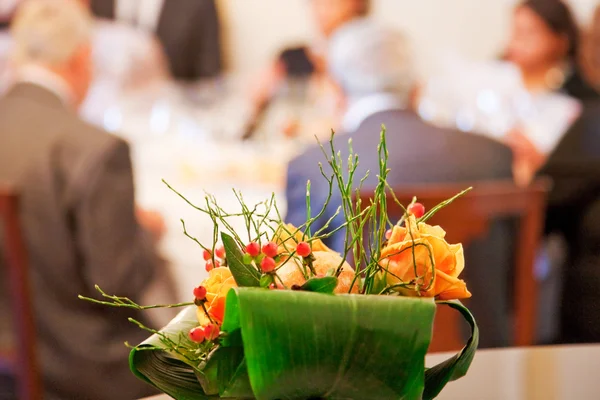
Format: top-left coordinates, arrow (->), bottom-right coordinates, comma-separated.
1,0 -> 600,399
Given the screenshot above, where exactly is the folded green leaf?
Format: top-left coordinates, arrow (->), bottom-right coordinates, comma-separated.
130,307 -> 217,399
129,292 -> 478,400
222,232 -> 260,287
223,288 -> 435,400
423,300 -> 479,400
298,276 -> 338,293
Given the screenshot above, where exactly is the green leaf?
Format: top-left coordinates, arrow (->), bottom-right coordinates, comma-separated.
221,232 -> 260,287
129,293 -> 478,400
366,272 -> 387,295
260,274 -> 275,289
215,348 -> 253,398
423,300 -> 479,400
259,274 -> 274,288
129,307 -> 218,400
222,288 -> 435,399
298,276 -> 338,293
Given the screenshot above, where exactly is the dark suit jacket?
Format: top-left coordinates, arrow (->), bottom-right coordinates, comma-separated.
0,84 -> 160,400
286,109 -> 514,347
91,0 -> 223,80
541,101 -> 600,343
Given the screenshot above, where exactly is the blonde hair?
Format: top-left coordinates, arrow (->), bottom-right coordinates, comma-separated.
10,0 -> 92,67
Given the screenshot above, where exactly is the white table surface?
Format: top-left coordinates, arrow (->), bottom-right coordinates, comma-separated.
139,344 -> 600,400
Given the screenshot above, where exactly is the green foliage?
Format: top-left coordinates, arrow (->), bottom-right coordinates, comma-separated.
81,127 -> 480,399
129,289 -> 478,399
298,276 -> 338,293
221,232 -> 261,287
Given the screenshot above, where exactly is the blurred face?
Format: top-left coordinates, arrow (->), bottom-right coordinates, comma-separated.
69,44 -> 93,106
505,6 -> 569,71
310,0 -> 362,37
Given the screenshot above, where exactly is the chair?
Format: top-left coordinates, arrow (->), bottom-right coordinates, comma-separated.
357,179 -> 551,352
0,186 -> 42,400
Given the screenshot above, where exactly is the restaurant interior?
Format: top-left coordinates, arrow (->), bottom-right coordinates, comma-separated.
1,0 -> 600,399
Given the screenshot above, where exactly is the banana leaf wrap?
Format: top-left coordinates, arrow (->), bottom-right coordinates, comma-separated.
130,288 -> 478,399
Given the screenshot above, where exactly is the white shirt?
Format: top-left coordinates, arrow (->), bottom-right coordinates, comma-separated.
15,64 -> 75,106
116,0 -> 164,32
418,58 -> 581,155
341,93 -> 405,132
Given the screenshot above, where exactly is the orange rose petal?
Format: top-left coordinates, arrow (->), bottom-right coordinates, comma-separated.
209,296 -> 227,323
336,270 -> 360,294
382,240 -> 434,278
196,267 -> 237,326
450,243 -> 465,276
380,217 -> 470,299
432,270 -> 471,300
420,235 -> 455,274
404,216 -> 420,239
436,281 -> 472,300
388,225 -> 408,245
419,223 -> 446,239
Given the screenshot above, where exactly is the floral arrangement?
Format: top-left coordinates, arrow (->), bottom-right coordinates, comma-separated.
80,130 -> 478,400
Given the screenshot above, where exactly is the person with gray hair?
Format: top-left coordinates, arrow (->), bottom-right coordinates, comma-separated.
0,1 -> 172,398
285,19 -> 516,348
327,19 -> 414,130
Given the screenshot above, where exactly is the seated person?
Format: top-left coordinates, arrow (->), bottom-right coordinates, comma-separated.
0,1 -> 174,398
243,0 -> 370,140
581,4 -> 600,92
503,0 -> 594,184
417,0 -> 589,186
285,20 -> 514,347
541,100 -> 600,344
90,0 -> 222,81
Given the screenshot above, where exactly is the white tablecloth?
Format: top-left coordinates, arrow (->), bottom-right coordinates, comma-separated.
141,344 -> 600,400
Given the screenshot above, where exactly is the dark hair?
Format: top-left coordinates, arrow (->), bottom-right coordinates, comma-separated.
357,0 -> 371,16
519,0 -> 580,61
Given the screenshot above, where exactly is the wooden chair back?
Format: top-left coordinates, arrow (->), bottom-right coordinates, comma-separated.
0,186 -> 42,400
358,179 -> 551,351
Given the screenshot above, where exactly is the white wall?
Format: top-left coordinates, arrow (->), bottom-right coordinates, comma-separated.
218,0 -> 597,79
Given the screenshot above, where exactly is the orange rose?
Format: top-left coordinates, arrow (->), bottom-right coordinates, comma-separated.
273,224 -> 359,294
379,215 -> 470,300
196,267 -> 237,325
277,251 -> 359,294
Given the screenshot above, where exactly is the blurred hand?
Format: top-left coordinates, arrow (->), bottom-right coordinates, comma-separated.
249,60 -> 286,108
282,118 -> 300,138
504,130 -> 547,186
136,208 -> 166,240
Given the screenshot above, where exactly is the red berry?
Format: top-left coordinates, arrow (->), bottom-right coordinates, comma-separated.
189,327 -> 205,343
269,283 -> 277,290
193,285 -> 207,300
202,249 -> 212,261
407,202 -> 425,218
296,241 -> 311,257
260,257 -> 276,272
215,246 -> 225,259
261,241 -> 278,258
385,229 -> 393,240
245,241 -> 260,257
205,259 -> 220,272
203,324 -> 220,340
